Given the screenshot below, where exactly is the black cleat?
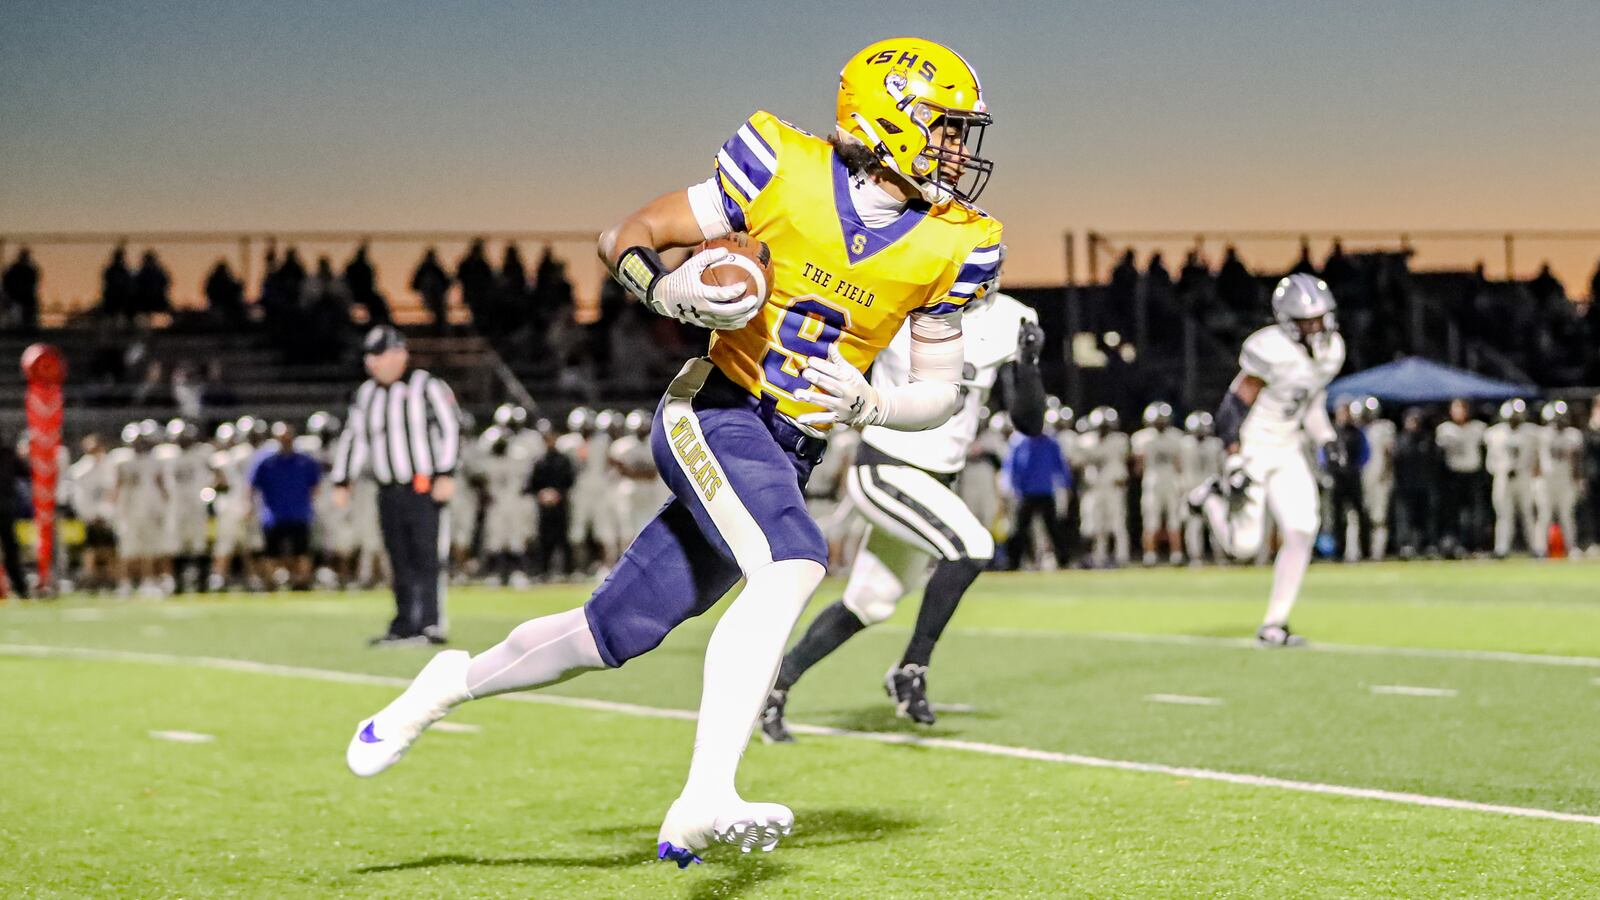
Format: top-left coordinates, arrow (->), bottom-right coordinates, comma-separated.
759,689 -> 794,744
1256,623 -> 1307,648
885,664 -> 936,725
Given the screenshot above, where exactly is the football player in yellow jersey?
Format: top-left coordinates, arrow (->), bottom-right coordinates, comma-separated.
345,36 -> 1002,865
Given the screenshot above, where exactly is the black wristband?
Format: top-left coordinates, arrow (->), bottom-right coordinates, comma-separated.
615,246 -> 667,305
1215,391 -> 1251,447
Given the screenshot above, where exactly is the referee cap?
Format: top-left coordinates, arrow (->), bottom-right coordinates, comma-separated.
363,324 -> 406,355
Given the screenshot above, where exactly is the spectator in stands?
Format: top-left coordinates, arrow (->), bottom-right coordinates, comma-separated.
250,421 -> 321,590
1322,240 -> 1357,295
1144,251 -> 1179,352
1392,408 -> 1436,557
1003,428 -> 1072,570
496,243 -> 529,333
204,259 -> 246,327
171,363 -> 203,420
1105,249 -> 1138,339
530,245 -> 573,330
1215,245 -> 1256,322
133,250 -> 172,315
302,256 -> 353,363
454,239 -> 494,333
412,247 -> 452,334
344,242 -> 389,325
1176,249 -> 1213,319
1529,262 -> 1564,306
2,247 -> 41,333
1289,241 -> 1317,276
130,360 -> 172,409
100,245 -> 135,320
200,360 -> 238,409
261,247 -> 308,351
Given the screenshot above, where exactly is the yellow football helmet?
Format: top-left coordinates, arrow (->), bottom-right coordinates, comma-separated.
837,37 -> 993,205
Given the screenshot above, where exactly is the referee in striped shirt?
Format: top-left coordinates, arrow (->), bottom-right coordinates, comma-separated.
332,325 -> 462,646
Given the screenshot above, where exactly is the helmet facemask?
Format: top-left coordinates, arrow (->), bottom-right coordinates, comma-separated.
858,71 -> 994,205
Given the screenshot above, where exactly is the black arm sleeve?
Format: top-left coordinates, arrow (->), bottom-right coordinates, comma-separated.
1003,360 -> 1047,437
1215,390 -> 1252,448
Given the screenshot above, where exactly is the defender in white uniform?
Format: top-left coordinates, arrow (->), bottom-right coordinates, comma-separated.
1355,397 -> 1395,561
1180,412 -> 1224,563
1193,274 -> 1346,646
762,290 -> 1046,737
1079,407 -> 1131,567
1132,402 -> 1185,565
1536,401 -> 1581,554
1484,399 -> 1542,556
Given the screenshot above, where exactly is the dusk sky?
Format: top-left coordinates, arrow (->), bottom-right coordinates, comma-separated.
3,1 -> 1598,301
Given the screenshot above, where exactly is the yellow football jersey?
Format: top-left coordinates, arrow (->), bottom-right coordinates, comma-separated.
706,110 -> 1004,425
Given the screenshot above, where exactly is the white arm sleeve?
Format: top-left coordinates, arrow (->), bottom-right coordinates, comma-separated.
1303,390 -> 1336,445
873,312 -> 964,431
685,178 -> 735,241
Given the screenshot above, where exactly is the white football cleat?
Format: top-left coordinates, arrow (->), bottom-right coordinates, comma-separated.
656,795 -> 795,867
346,649 -> 471,777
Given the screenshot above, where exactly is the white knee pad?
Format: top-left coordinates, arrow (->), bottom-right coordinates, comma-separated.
841,550 -> 905,626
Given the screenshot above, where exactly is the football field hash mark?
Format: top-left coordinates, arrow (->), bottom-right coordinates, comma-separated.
1144,693 -> 1224,706
1369,685 -> 1458,698
7,643 -> 1600,828
149,730 -> 215,744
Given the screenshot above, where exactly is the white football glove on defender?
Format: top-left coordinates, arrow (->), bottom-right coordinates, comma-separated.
645,248 -> 763,331
796,345 -> 883,428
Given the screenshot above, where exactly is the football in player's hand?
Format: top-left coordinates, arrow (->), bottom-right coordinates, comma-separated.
696,233 -> 774,304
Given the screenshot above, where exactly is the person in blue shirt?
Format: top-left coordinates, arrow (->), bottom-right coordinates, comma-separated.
250,422 -> 322,589
1004,426 -> 1073,569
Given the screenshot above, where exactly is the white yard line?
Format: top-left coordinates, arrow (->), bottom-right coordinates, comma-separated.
894,626 -> 1600,669
149,730 -> 215,743
1144,693 -> 1224,706
1370,685 -> 1458,698
6,642 -> 1600,828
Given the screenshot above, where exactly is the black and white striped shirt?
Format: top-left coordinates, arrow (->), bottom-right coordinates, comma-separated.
331,369 -> 461,487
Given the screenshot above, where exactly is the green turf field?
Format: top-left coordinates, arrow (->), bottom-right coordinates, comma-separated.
3,559 -> 1599,897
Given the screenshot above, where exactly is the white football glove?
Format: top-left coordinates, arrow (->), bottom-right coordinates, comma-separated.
795,344 -> 884,428
646,248 -> 763,330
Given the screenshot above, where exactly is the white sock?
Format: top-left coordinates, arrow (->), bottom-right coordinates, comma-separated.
1263,528 -> 1313,626
680,558 -> 824,801
1202,494 -> 1234,557
464,607 -> 605,698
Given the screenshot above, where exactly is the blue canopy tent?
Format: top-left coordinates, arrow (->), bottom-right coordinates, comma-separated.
1325,357 -> 1535,406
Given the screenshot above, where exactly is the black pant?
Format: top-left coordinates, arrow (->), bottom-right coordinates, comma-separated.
0,509 -> 26,598
1007,495 -> 1071,569
377,485 -> 444,637
1327,475 -> 1368,560
1440,469 -> 1483,552
535,503 -> 571,577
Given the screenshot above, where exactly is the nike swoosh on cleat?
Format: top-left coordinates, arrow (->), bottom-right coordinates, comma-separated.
358,721 -> 380,744
656,842 -> 702,869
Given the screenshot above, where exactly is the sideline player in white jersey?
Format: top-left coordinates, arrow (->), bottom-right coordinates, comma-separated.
446,415 -> 482,582
1191,274 -> 1346,646
70,433 -> 119,592
209,423 -> 255,591
1354,397 -> 1395,560
304,412 -> 357,587
1079,407 -> 1131,567
477,425 -> 535,584
1536,401 -> 1581,554
162,420 -> 214,593
1179,411 -> 1224,563
1484,399 -> 1542,556
558,407 -> 622,571
761,289 -> 1045,738
112,421 -> 172,596
1131,402 -> 1185,565
610,409 -> 671,541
